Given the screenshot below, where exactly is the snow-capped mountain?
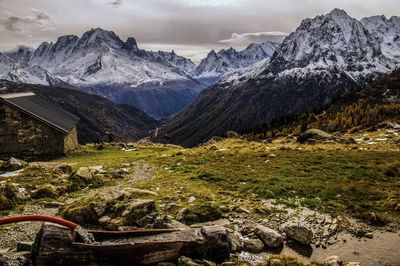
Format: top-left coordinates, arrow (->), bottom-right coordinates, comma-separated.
0,52 -> 69,87
191,41 -> 279,85
166,9 -> 400,147
4,28 -> 204,117
360,15 -> 400,64
267,8 -> 394,85
5,46 -> 34,64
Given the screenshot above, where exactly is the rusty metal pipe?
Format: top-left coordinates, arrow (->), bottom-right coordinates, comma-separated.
0,215 -> 77,229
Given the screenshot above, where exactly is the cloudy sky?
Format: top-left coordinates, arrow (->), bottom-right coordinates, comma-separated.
1,0 -> 399,62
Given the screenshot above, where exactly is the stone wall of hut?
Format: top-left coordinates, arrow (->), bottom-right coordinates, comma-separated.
0,102 -> 74,159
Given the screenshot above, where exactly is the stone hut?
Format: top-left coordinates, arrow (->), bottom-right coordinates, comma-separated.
0,92 -> 79,159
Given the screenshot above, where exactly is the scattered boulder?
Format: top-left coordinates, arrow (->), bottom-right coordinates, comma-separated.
323,255 -> 342,266
98,215 -> 112,225
201,226 -> 231,260
225,131 -> 239,138
153,215 -> 188,229
283,224 -> 313,245
297,129 -> 347,144
188,196 -> 196,203
128,188 -> 158,196
178,256 -> 201,266
229,232 -> 243,252
176,208 -> 190,221
255,225 -> 284,248
122,199 -> 157,225
74,167 -> 95,181
7,157 -> 27,171
98,189 -> 129,202
90,202 -> 108,217
242,239 -> 264,253
136,213 -> 159,227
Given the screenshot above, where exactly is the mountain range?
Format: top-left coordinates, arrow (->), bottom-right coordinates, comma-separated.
1,8 -> 399,147
2,30 -> 278,118
164,9 -> 400,146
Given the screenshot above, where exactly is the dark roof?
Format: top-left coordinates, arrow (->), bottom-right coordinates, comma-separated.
0,92 -> 79,133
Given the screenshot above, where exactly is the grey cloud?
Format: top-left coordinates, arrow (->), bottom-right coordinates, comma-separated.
110,0 -> 124,7
219,32 -> 289,46
3,8 -> 51,32
31,8 -> 50,20
4,16 -> 24,32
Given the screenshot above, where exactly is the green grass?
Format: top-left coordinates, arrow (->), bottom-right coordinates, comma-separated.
1,140 -> 399,225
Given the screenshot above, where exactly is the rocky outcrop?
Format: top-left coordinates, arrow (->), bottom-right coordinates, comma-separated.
297,129 -> 354,144
243,239 -> 264,253
6,157 -> 27,171
122,199 -> 157,225
283,224 -> 313,245
255,225 -> 284,247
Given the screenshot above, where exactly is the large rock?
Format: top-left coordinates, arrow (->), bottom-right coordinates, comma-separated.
74,167 -> 96,181
122,199 -> 156,225
136,213 -> 159,227
153,215 -> 188,229
242,239 -> 264,253
90,202 -> 108,217
7,157 -> 27,170
201,226 -> 231,261
255,225 -> 283,247
323,255 -> 342,266
284,224 -> 313,245
297,129 -> 347,144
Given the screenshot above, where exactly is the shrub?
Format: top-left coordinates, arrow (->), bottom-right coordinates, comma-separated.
0,183 -> 18,210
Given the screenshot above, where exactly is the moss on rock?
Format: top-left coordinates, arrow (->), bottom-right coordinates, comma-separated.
180,204 -> 222,225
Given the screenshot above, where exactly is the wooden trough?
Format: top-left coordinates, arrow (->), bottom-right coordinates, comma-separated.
31,223 -> 231,265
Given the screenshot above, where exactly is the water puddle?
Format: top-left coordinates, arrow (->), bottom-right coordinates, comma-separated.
238,231 -> 400,265
0,169 -> 24,177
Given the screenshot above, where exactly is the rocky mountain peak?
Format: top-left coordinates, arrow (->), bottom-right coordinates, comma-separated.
267,8 -> 390,80
123,37 -> 138,50
77,28 -> 124,51
5,46 -> 34,64
192,43 -> 279,85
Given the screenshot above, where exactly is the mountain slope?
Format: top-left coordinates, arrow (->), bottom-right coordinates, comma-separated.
191,41 -> 278,85
0,52 -> 70,88
165,9 -> 400,147
5,28 -> 204,118
244,67 -> 400,138
0,80 -> 159,144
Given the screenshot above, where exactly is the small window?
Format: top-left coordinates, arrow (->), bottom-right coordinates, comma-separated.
0,109 -> 5,121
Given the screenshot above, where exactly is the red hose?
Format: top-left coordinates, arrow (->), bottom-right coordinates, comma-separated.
0,215 -> 77,229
